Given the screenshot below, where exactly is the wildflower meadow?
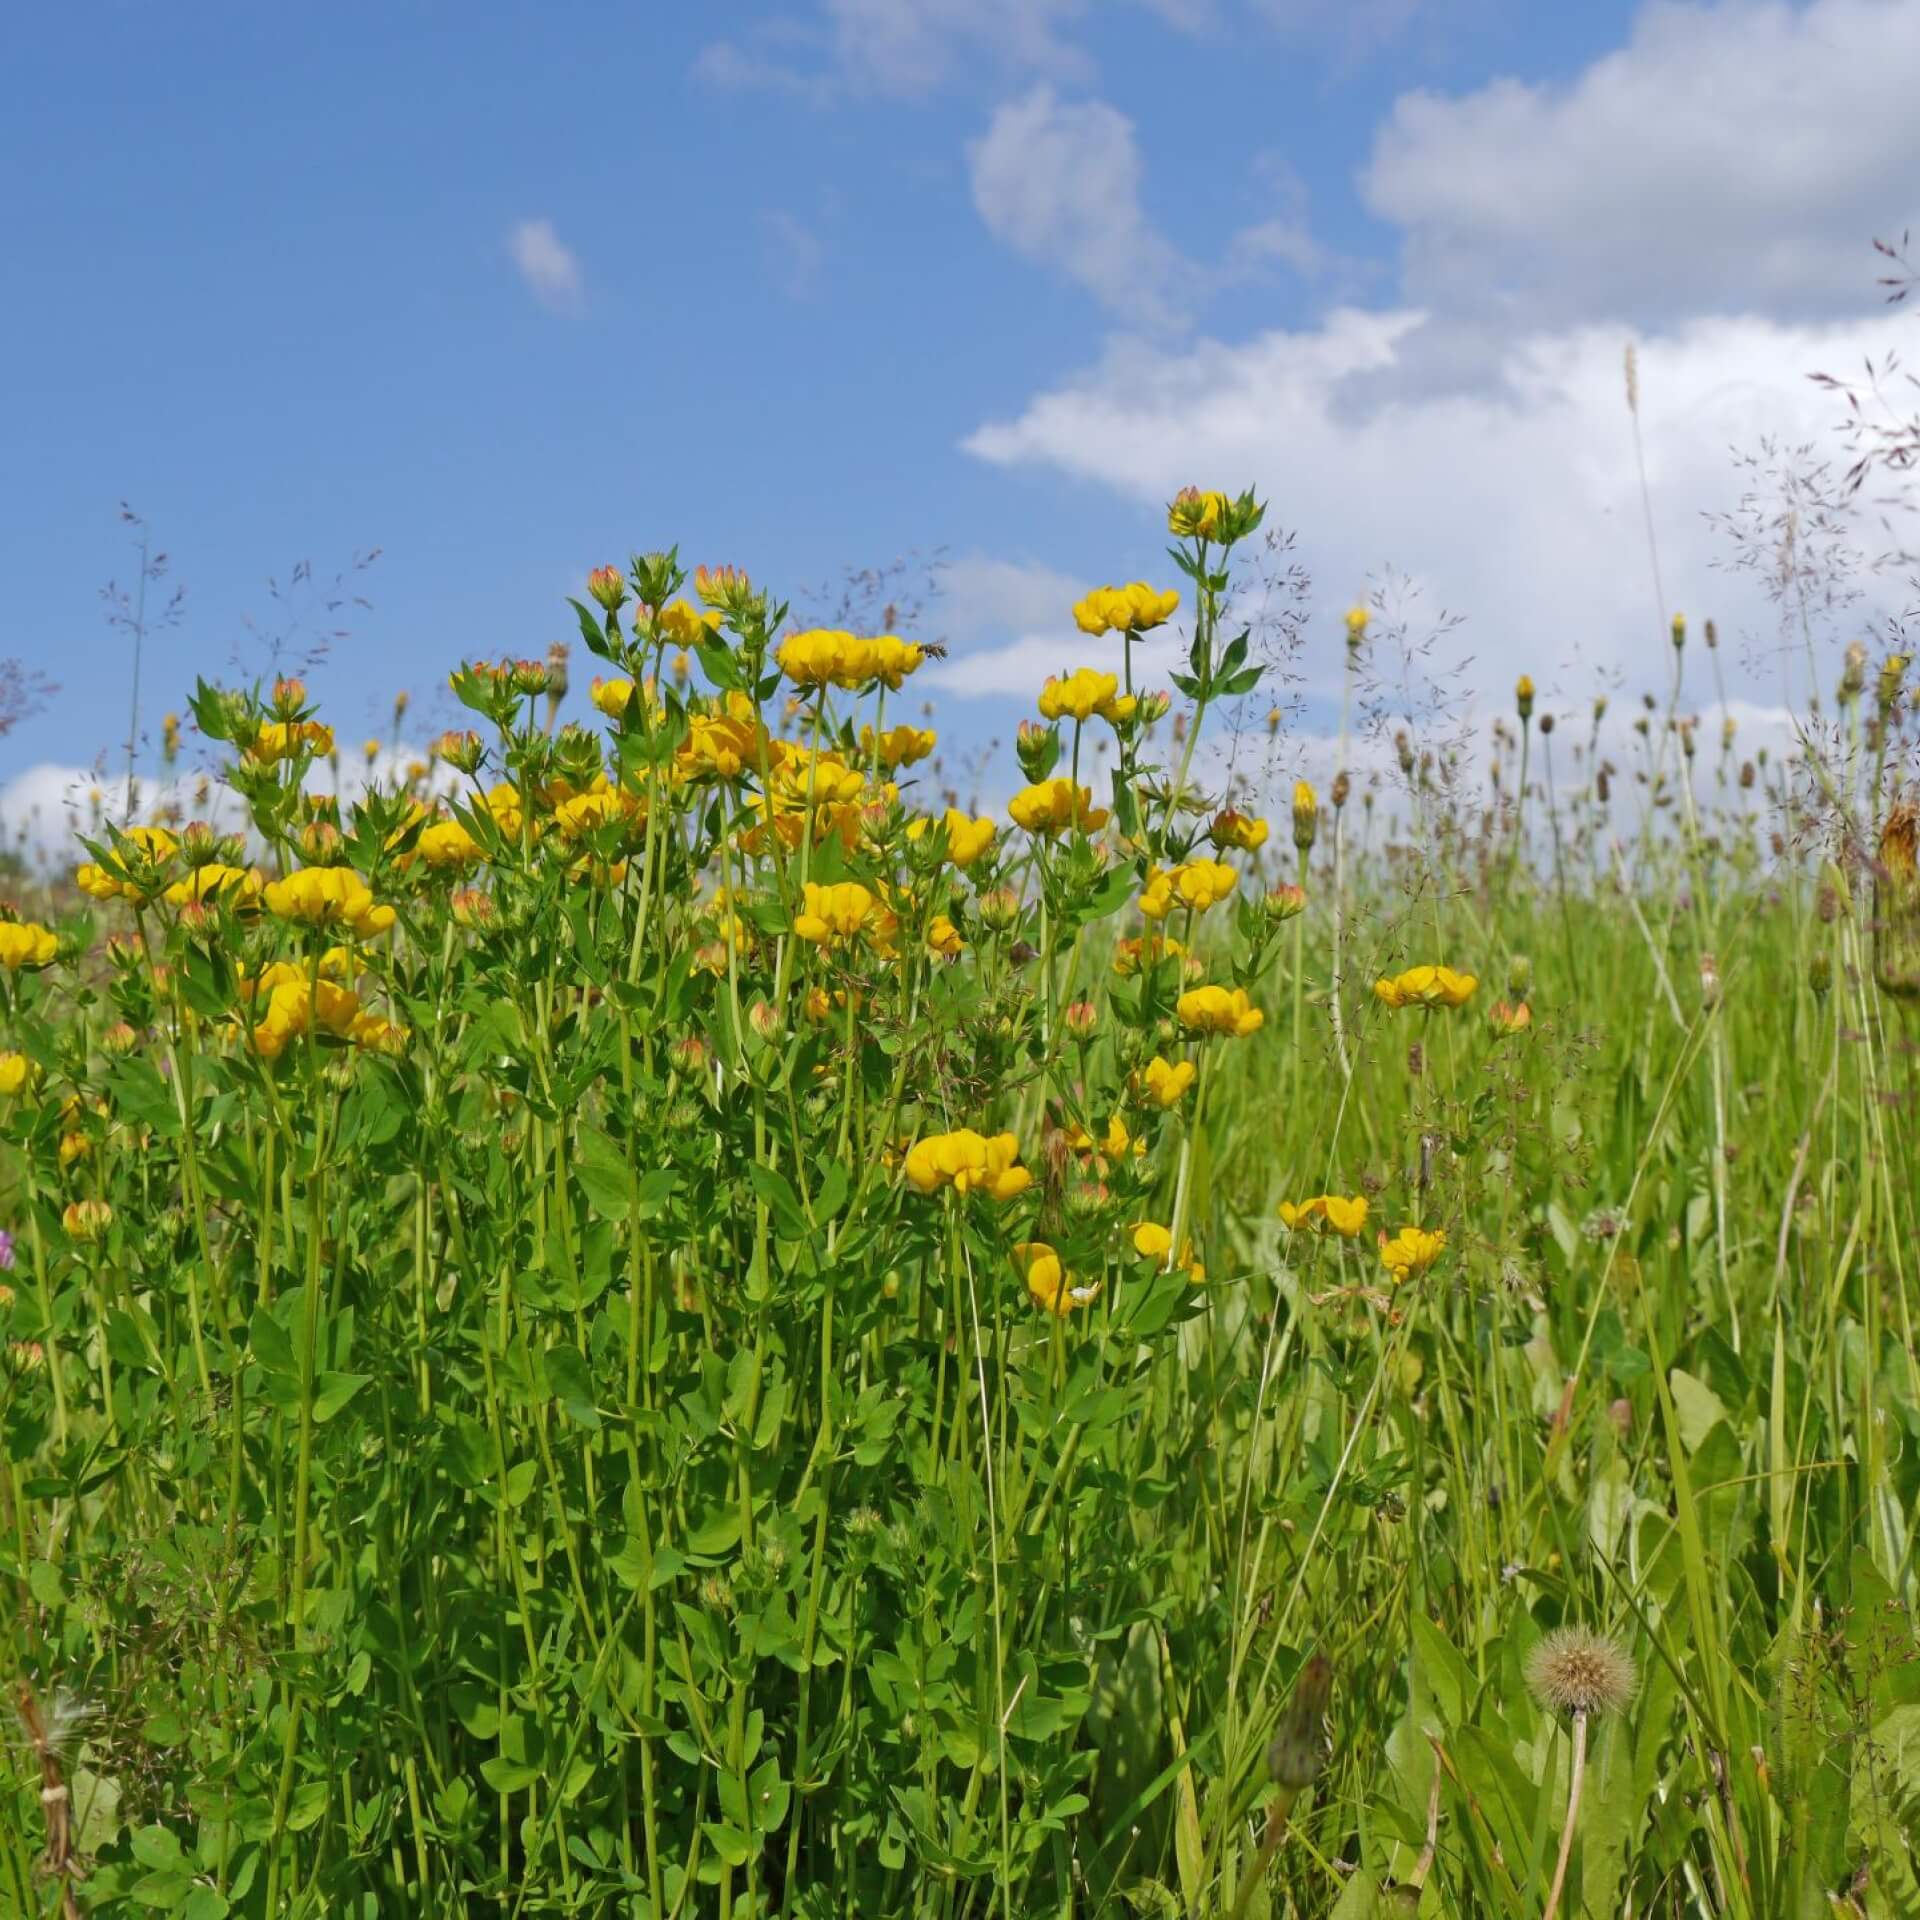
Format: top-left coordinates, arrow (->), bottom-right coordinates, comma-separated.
2,487 -> 1919,1919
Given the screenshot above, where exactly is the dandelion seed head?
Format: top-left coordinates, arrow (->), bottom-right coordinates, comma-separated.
1524,1626 -> 1637,1718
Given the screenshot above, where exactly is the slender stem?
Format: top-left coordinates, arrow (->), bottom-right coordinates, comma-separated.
1541,1708 -> 1589,1920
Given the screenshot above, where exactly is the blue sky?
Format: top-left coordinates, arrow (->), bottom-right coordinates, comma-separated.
4,0 -> 1916,827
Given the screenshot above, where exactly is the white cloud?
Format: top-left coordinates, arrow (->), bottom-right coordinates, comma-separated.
762,211 -> 827,298
968,87 -> 1191,325
0,749 -> 454,868
963,306 -> 1915,704
1363,0 -> 1920,324
507,218 -> 585,315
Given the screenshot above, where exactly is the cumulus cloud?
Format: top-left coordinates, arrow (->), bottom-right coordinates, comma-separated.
507,218 -> 585,315
968,87 -> 1192,325
0,748 -> 453,868
963,306 -> 1914,704
1363,0 -> 1920,326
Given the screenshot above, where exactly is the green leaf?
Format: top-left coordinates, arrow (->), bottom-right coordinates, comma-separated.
544,1344 -> 602,1430
312,1373 -> 371,1423
573,1125 -> 631,1221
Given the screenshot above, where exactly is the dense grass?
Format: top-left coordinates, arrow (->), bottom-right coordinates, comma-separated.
2,520 -> 1918,1918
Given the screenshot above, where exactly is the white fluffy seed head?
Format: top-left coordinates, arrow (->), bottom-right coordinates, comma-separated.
1524,1626 -> 1638,1719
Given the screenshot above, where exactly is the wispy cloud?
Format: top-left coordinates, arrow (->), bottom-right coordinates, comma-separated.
507,217 -> 585,315
762,211 -> 827,299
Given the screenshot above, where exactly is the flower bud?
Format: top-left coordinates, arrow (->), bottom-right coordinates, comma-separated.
298,821 -> 345,866
1064,1178 -> 1110,1221
1063,998 -> 1100,1042
180,820 -> 221,867
1262,883 -> 1306,923
1331,770 -> 1350,810
1291,780 -> 1318,852
545,641 -> 571,703
434,729 -> 486,775
978,887 -> 1020,932
511,658 -> 551,698
1488,999 -> 1532,1035
1808,948 -> 1832,999
101,1021 -> 139,1057
587,564 -> 626,613
272,676 -> 307,717
1136,689 -> 1173,727
1015,719 -> 1059,783
1671,612 -> 1686,650
63,1198 -> 113,1244
669,1034 -> 711,1078
748,998 -> 784,1044
1515,674 -> 1535,722
1507,954 -> 1532,996
449,887 -> 494,930
1344,605 -> 1369,649
1539,712 -> 1555,736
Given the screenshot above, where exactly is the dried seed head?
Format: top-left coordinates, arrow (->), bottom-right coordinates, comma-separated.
1267,1652 -> 1333,1788
1523,1626 -> 1637,1719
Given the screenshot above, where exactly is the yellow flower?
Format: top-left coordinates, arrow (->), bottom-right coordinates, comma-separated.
1138,859 -> 1237,920
1209,808 -> 1269,853
859,722 -> 936,769
1140,1055 -> 1195,1107
1071,583 -> 1181,637
1017,1241 -> 1100,1316
1344,605 -> 1370,645
1379,1225 -> 1445,1283
263,869 -> 396,939
926,914 -> 964,959
777,629 -> 876,690
73,825 -> 180,901
1131,1221 -> 1172,1260
908,809 -> 998,870
1292,780 -> 1318,850
657,599 -> 722,648
591,677 -> 636,718
1130,1220 -> 1205,1282
1168,488 -> 1231,538
1037,668 -> 1124,724
867,635 -> 926,690
0,1052 -> 35,1096
1177,984 -> 1264,1038
416,819 -> 485,869
553,788 -> 645,843
1066,1113 -> 1142,1162
349,1012 -> 410,1056
59,1131 -> 91,1168
0,922 -> 59,971
1113,933 -> 1184,977
1009,778 -> 1108,836
901,1129 -> 1032,1201
248,720 -> 334,763
682,695 -> 771,781
792,881 -> 893,948
1374,965 -> 1478,1010
1278,1194 -> 1369,1238
163,864 -> 264,909
1515,675 -> 1535,721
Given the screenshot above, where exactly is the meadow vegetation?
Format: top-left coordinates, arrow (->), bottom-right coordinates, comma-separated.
1,483 -> 1918,1917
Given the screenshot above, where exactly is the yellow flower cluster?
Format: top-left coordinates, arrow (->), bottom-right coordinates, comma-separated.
859,722 -> 936,768
776,630 -> 925,692
1176,985 -> 1264,1038
1278,1194 -> 1369,1237
906,809 -> 997,869
1072,583 -> 1180,637
1209,809 -> 1268,853
1138,860 -> 1237,920
1378,1225 -> 1445,1282
76,825 -> 182,902
263,870 -> 397,939
1009,778 -> 1108,837
248,720 -> 335,763
1131,1220 -> 1205,1283
1140,1055 -> 1196,1107
792,881 -> 895,949
1374,965 -> 1478,1010
0,922 -> 59,971
902,1129 -> 1032,1201
1037,669 -> 1135,726
1015,1241 -> 1101,1316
